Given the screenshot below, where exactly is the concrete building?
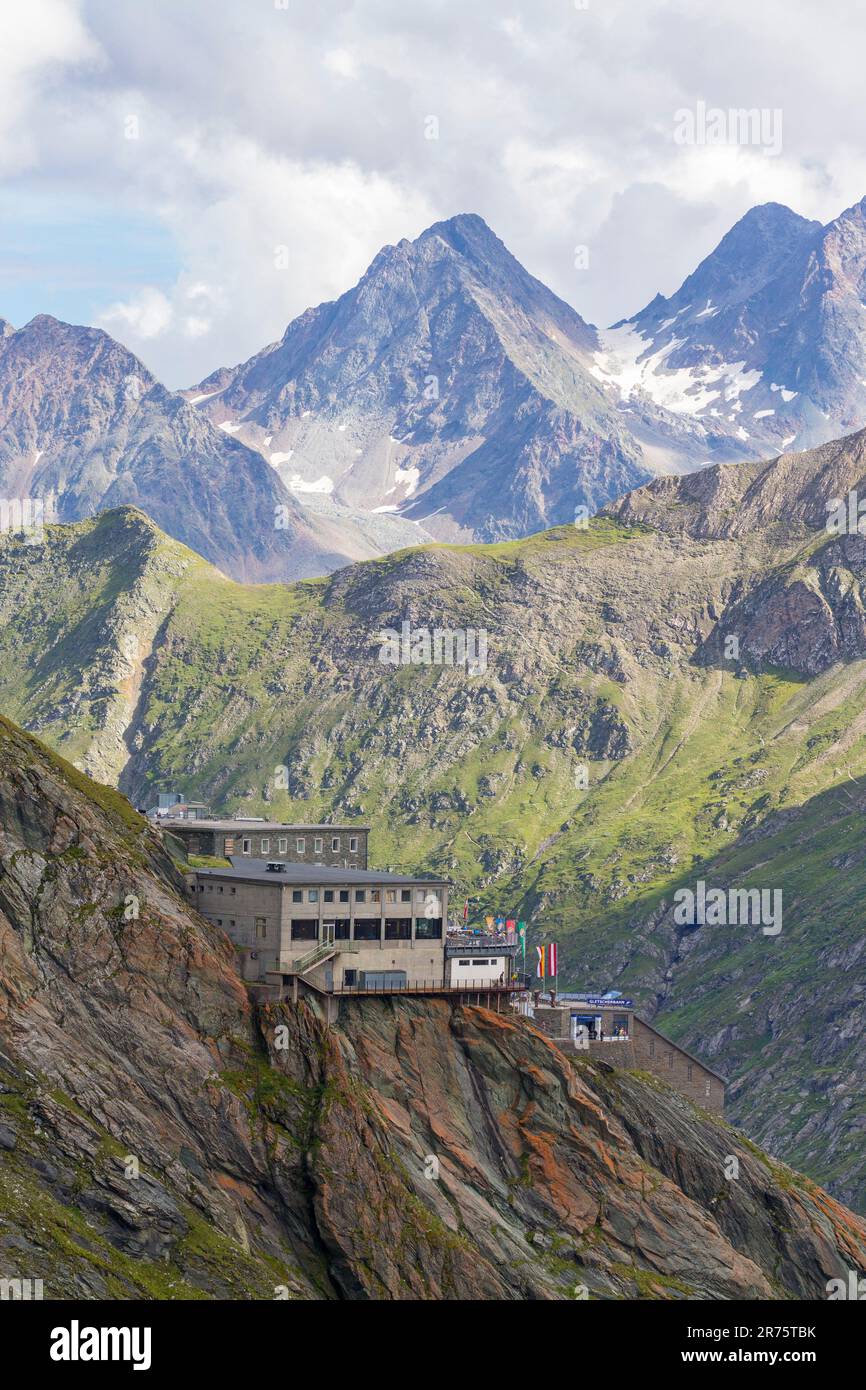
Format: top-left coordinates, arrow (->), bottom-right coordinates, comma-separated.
187,860 -> 523,1003
532,993 -> 725,1113
167,819 -> 369,869
187,859 -> 448,991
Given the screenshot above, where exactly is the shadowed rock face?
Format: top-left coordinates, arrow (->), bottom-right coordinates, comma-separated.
0,315 -> 344,582
0,714 -> 864,1300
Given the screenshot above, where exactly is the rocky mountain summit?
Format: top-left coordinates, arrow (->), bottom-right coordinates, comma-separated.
189,214 -> 734,543
1,714 -> 863,1299
597,197 -> 866,457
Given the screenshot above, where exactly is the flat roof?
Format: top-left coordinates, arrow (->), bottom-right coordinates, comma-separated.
163,819 -> 371,832
191,858 -> 448,887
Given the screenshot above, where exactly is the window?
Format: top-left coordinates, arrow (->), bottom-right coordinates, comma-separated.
668,1052 -> 674,1069
705,1081 -> 711,1098
354,920 -> 380,940
370,888 -> 380,904
339,890 -> 349,903
415,888 -> 426,903
224,836 -> 235,854
385,889 -> 396,905
349,837 -> 358,852
218,886 -> 223,893
255,917 -> 267,940
401,889 -> 411,903
308,889 -> 319,903
649,1040 -> 655,1058
458,959 -> 471,966
291,920 -> 317,941
355,889 -> 366,903
415,918 -> 442,940
385,918 -> 411,940
687,1064 -> 693,1081
230,886 -> 236,895
217,918 -> 223,926
314,837 -> 323,853
229,919 -> 236,928
292,890 -> 303,903
471,958 -> 489,966
242,838 -> 251,854
278,837 -> 287,853
334,919 -> 351,939
331,836 -> 339,852
323,889 -> 334,903
261,838 -> 270,854
344,969 -> 357,987
296,838 -> 305,853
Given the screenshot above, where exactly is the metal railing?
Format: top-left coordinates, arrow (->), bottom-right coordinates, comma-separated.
334,977 -> 525,996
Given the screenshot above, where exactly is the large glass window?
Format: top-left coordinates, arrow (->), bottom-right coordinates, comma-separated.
334,919 -> 351,939
385,918 -> 411,940
354,920 -> 380,941
308,889 -> 319,903
415,918 -> 443,940
291,920 -> 317,941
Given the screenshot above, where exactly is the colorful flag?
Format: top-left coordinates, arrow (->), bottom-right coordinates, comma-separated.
506,918 -> 515,930
548,942 -> 558,977
463,899 -> 469,922
536,943 -> 546,979
485,914 -> 494,928
518,921 -> 526,962
495,914 -> 505,928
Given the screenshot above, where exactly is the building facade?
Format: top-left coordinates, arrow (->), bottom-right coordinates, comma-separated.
167,820 -> 369,869
187,859 -> 449,990
532,994 -> 725,1113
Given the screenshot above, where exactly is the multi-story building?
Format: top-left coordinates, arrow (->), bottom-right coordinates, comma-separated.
166,819 -> 369,869
186,860 -> 521,998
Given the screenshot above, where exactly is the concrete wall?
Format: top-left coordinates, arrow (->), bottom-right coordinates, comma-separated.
632,1018 -> 725,1113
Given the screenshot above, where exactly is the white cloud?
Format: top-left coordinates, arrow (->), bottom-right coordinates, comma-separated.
5,0 -> 866,382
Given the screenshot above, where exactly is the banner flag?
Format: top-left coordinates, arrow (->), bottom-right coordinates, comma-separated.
485,915 -> 494,928
549,942 -> 558,977
536,944 -> 546,979
518,921 -> 526,962
463,899 -> 469,922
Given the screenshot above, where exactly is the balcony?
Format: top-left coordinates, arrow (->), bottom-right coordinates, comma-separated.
445,932 -> 519,956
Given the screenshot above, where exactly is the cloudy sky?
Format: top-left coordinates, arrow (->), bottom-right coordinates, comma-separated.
3,0 -> 866,387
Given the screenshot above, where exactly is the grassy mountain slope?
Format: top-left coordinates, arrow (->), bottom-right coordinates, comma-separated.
2,431 -> 866,1209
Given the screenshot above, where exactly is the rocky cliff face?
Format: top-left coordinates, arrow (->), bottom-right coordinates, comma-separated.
1,713 -> 863,1300
0,314 -> 345,583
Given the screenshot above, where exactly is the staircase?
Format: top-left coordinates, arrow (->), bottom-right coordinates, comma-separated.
283,940 -> 360,977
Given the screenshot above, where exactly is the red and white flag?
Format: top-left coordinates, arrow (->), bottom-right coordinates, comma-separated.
548,943 -> 558,977
463,899 -> 469,922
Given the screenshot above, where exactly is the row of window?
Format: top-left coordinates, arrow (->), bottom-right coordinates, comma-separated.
225,835 -> 360,855
291,918 -> 442,941
196,883 -> 432,905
